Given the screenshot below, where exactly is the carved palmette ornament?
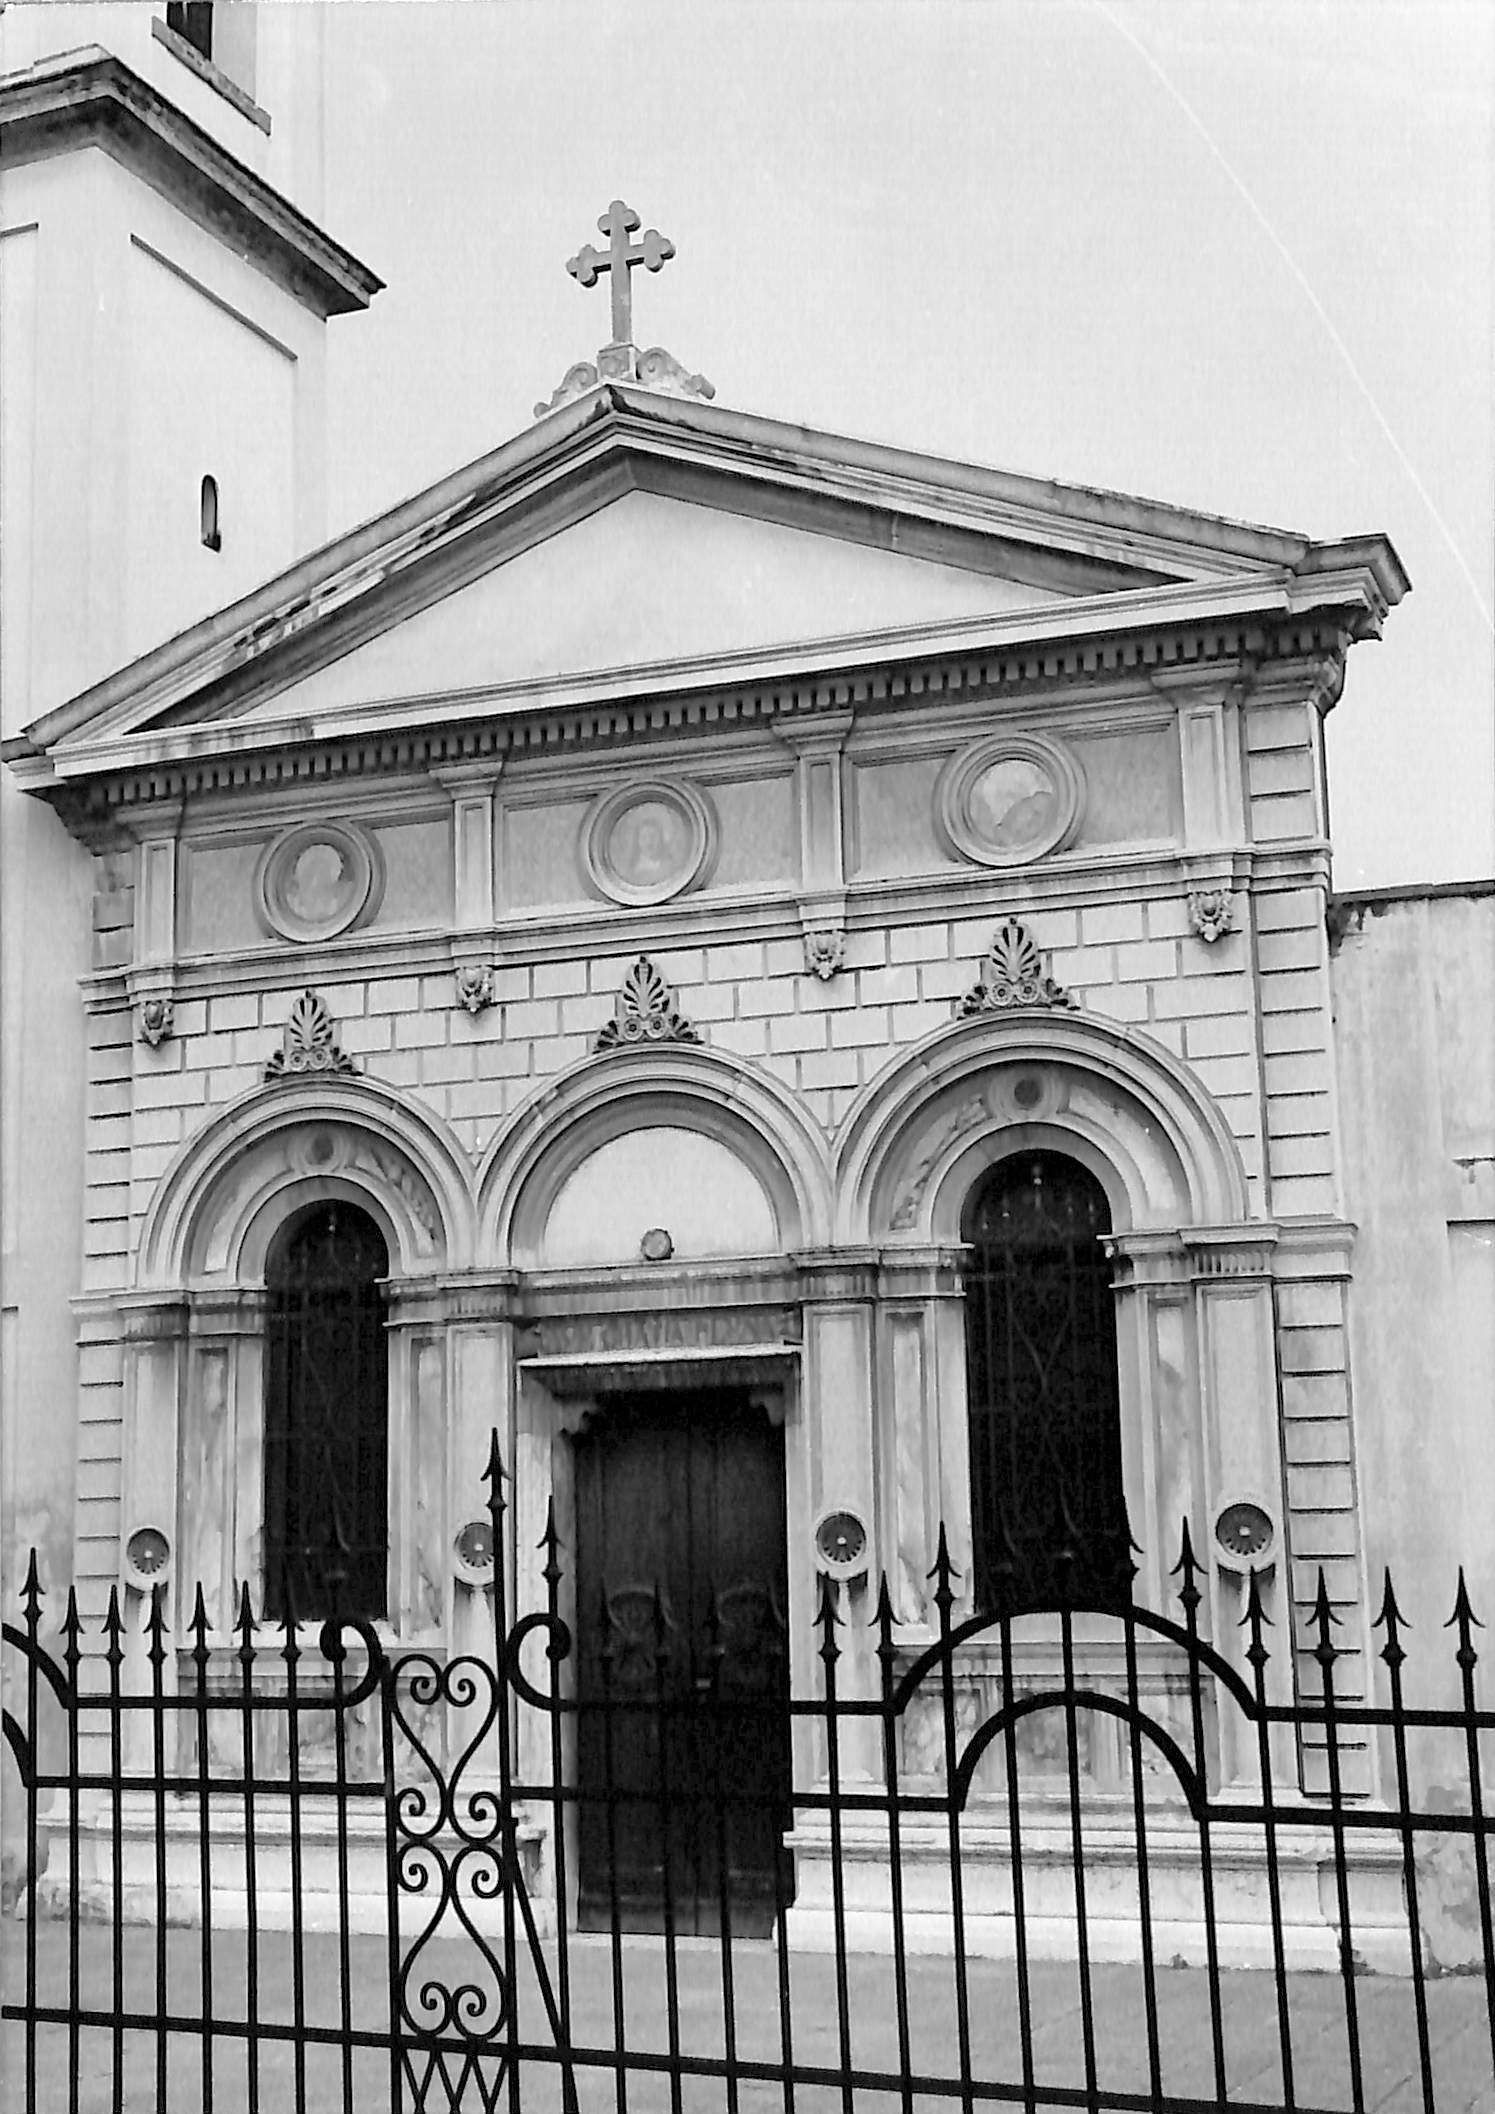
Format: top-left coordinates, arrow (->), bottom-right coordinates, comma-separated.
957,918 -> 1076,1016
594,956 -> 701,1051
264,990 -> 358,1079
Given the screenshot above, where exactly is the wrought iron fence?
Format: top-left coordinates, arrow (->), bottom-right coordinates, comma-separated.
3,1439 -> 1495,2112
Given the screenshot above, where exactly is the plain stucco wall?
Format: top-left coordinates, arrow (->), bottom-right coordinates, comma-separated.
1333,888 -> 1495,1700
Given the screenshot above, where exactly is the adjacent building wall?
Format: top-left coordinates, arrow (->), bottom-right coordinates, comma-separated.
1333,884 -> 1495,1681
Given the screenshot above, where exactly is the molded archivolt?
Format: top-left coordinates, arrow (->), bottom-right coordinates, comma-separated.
834,1010 -> 1252,1245
478,1045 -> 834,1267
136,1079 -> 477,1287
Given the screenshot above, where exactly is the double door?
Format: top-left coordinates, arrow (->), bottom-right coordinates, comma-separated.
573,1390 -> 790,1937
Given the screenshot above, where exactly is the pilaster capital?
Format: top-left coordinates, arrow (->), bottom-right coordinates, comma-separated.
116,1293 -> 191,1344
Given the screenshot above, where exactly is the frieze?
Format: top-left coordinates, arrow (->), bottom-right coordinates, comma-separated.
533,1307 -> 800,1359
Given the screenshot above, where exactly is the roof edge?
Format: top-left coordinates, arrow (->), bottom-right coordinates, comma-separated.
0,48 -> 383,317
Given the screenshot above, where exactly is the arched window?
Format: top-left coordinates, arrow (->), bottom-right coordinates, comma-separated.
199,474 -> 221,552
264,1202 -> 389,1619
962,1151 -> 1131,1614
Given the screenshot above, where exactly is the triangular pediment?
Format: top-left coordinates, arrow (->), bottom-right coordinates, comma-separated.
237,486 -> 1079,724
10,383 -> 1403,780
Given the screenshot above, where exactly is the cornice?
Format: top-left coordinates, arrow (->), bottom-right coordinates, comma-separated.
11,607 -> 1372,819
0,50 -> 381,318
5,369 -> 1406,769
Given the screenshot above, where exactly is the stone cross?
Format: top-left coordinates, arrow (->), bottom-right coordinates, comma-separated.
567,200 -> 675,348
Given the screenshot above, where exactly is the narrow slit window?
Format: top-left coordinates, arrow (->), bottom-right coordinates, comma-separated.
199,474 -> 221,552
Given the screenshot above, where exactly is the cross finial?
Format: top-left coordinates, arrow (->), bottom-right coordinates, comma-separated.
567,199 -> 675,350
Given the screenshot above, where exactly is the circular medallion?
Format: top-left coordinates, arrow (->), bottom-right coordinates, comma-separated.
582,779 -> 715,908
256,821 -> 383,944
640,1227 -> 675,1262
124,1525 -> 172,1588
453,1520 -> 496,1581
1214,1500 -> 1275,1566
814,1507 -> 870,1579
935,733 -> 1083,869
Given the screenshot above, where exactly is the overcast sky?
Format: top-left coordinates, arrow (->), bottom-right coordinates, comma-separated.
320,0 -> 1493,892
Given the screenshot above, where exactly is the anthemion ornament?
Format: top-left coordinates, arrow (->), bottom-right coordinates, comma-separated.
454,964 -> 496,1015
1188,889 -> 1236,944
265,990 -> 358,1079
137,996 -> 174,1048
957,919 -> 1077,1017
802,928 -> 846,982
594,957 -> 701,1050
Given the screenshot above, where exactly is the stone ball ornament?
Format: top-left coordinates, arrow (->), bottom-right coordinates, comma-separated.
582,778 -> 716,907
935,733 -> 1084,869
256,820 -> 383,944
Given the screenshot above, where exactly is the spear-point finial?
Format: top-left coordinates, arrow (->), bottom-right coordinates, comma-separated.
540,1497 -> 562,1595
145,1581 -> 168,1667
1242,1566 -> 1273,1673
482,1428 -> 508,1512
928,1521 -> 957,1623
189,1581 -> 211,1658
235,1580 -> 257,1651
1448,1567 -> 1482,1673
103,1582 -> 125,1663
1309,1567 -> 1340,1671
61,1584 -> 82,1656
815,1571 -> 841,1666
1173,1518 -> 1203,1618
1375,1567 -> 1408,1673
21,1548 -> 41,1628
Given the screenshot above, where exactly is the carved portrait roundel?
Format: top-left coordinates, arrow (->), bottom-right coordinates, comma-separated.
935,733 -> 1083,869
256,821 -> 383,944
582,778 -> 716,908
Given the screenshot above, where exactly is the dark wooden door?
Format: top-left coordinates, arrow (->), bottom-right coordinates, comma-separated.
574,1390 -> 790,1937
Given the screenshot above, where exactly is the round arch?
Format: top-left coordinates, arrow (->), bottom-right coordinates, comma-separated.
477,1045 -> 834,1266
136,1077 -> 478,1288
833,1009 -> 1252,1245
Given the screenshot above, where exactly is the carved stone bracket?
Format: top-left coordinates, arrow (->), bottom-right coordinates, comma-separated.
137,995 -> 174,1048
264,990 -> 358,1079
802,928 -> 846,982
1188,889 -> 1236,944
957,919 -> 1076,1016
594,957 -> 701,1051
454,963 -> 496,1015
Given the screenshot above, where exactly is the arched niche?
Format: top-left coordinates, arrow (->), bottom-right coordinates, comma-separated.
834,1010 -> 1251,1246
136,1078 -> 476,1288
479,1045 -> 833,1267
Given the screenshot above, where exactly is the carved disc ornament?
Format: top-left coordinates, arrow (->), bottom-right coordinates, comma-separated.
256,821 -> 382,944
583,779 -> 716,907
936,733 -> 1083,869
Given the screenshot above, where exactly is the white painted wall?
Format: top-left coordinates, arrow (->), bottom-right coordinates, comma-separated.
1334,889 -> 1495,1677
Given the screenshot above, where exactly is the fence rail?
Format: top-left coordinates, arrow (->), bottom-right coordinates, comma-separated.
4,1441 -> 1495,2112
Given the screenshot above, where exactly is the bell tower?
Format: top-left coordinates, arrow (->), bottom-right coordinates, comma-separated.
0,4 -> 379,1688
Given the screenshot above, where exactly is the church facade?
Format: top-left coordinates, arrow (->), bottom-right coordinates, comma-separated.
10,6 -> 1493,1969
